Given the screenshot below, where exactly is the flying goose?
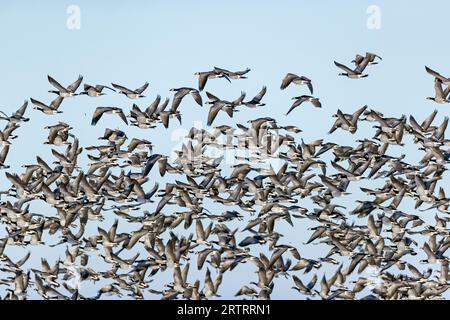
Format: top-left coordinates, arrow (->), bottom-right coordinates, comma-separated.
48,75 -> 83,97
292,274 -> 317,296
30,97 -> 64,114
286,95 -> 322,114
91,107 -> 128,126
328,106 -> 367,134
194,70 -> 230,91
280,73 -> 313,94
203,268 -> 222,298
0,101 -> 29,123
111,82 -> 149,99
44,122 -> 72,146
170,87 -> 202,112
4,251 -> 31,272
334,61 -> 368,78
205,91 -> 245,126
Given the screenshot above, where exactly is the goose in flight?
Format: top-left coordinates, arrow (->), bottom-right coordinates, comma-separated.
170,87 -> 202,112
48,75 -> 83,97
334,61 -> 368,79
292,274 -> 317,296
0,100 -> 29,123
4,251 -> 31,272
280,73 -> 313,94
30,97 -> 64,114
427,78 -> 450,104
91,107 -> 128,125
194,70 -> 230,91
425,66 -> 450,86
205,91 -> 245,126
44,122 -> 72,146
112,82 -> 149,99
328,106 -> 367,134
80,84 -> 116,97
286,95 -> 322,115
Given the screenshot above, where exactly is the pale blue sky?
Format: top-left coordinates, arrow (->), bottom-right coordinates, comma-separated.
0,1 -> 448,299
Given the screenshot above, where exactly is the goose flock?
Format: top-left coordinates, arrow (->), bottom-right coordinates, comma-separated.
1,53 -> 450,300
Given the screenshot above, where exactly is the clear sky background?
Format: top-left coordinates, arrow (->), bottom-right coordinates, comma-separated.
0,1 -> 449,299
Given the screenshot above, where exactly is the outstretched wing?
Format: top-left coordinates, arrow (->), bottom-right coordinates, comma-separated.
214,66 -> 231,74
355,56 -> 370,73
49,96 -> 64,110
306,81 -> 314,94
171,92 -> 183,112
0,145 -> 9,164
135,82 -> 149,94
159,111 -> 170,128
206,91 -> 220,102
351,105 -> 367,124
334,61 -> 355,74
367,52 -> 382,61
96,84 -> 116,92
425,66 -> 448,82
146,95 -> 161,116
190,90 -> 203,106
198,72 -> 210,91
91,107 -> 107,126
235,68 -> 251,76
286,97 -> 304,115
232,91 -> 246,105
280,73 -> 297,90
434,78 -> 445,99
207,103 -> 223,126
117,109 -> 129,125
14,100 -> 28,118
253,86 -> 267,103
156,98 -> 169,113
67,75 -> 83,93
111,83 -> 135,94
47,75 -> 67,92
